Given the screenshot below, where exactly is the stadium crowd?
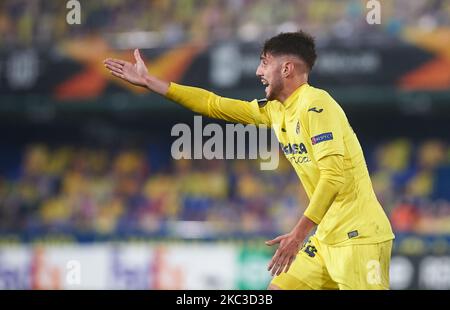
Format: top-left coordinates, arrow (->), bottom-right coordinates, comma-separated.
1,0 -> 449,48
0,138 -> 449,237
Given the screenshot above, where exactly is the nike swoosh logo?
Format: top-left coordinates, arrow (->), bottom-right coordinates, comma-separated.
308,107 -> 323,113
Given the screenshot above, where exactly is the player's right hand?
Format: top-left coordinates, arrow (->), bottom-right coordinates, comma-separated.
104,49 -> 149,87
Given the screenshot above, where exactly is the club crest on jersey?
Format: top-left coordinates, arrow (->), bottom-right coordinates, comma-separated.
296,121 -> 300,135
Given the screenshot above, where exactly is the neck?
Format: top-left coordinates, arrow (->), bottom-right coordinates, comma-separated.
279,76 -> 308,103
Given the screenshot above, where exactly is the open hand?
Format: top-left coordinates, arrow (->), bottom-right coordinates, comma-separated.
104,49 -> 149,87
265,232 -> 303,276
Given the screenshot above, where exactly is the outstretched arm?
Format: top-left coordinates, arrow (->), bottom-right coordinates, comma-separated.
104,49 -> 270,126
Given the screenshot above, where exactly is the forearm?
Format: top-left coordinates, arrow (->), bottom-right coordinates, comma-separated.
144,76 -> 211,116
161,82 -> 264,125
164,82 -> 214,116
303,176 -> 343,224
290,177 -> 341,243
303,154 -> 345,224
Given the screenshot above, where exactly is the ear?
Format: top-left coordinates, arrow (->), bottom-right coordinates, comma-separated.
282,62 -> 295,78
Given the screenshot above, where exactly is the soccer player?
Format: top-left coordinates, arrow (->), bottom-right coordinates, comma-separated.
104,31 -> 395,290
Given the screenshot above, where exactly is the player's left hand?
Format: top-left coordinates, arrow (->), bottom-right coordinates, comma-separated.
265,231 -> 304,276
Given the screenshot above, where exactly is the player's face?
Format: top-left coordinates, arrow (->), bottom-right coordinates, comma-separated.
256,53 -> 283,101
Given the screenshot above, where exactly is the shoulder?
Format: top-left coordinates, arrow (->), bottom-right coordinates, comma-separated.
305,86 -> 336,106
302,85 -> 342,115
299,86 -> 346,128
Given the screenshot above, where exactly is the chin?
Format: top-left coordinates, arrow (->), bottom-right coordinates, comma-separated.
265,86 -> 280,101
266,92 -> 277,101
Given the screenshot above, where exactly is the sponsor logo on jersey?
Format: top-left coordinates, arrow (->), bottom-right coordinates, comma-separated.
287,156 -> 310,165
280,142 -> 308,155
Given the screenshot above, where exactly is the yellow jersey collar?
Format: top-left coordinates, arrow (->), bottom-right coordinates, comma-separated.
283,83 -> 309,109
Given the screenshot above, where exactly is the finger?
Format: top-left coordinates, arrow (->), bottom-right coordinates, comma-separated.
111,71 -> 125,79
284,256 -> 295,274
134,49 -> 143,63
265,235 -> 284,246
267,249 -> 280,271
274,255 -> 286,276
268,256 -> 275,272
104,61 -> 124,71
105,65 -> 123,73
107,66 -> 123,77
277,256 -> 290,276
104,58 -> 126,66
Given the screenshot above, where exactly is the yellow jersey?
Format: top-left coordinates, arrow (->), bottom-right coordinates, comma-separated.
167,82 -> 395,246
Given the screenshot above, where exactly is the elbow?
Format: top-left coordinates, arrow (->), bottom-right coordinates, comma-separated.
333,172 -> 345,190
318,154 -> 345,194
320,171 -> 345,195
334,177 -> 345,194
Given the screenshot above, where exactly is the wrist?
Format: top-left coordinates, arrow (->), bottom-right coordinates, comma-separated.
143,74 -> 170,95
291,226 -> 307,242
292,216 -> 316,241
143,74 -> 153,89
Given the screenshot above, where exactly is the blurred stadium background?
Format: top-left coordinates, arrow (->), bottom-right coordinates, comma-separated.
1,0 -> 450,290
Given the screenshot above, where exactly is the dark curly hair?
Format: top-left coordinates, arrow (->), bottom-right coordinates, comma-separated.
262,31 -> 317,72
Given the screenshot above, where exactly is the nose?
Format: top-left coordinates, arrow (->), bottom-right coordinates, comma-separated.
256,64 -> 263,77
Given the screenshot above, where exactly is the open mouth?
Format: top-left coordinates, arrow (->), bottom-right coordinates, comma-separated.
261,78 -> 269,93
